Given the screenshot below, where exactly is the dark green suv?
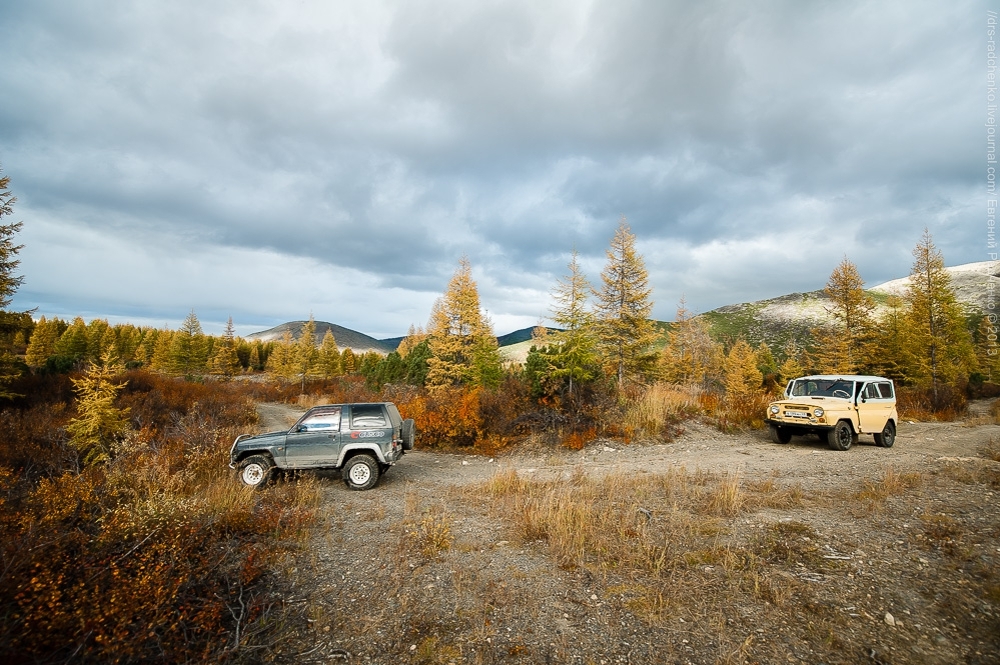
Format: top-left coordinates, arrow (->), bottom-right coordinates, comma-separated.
229,402 -> 415,490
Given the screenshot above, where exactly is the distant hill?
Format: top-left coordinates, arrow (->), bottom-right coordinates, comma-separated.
701,260 -> 999,350
248,323 -> 553,356
246,321 -> 396,354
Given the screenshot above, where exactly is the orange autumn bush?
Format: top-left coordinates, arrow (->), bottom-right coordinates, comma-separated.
0,372 -> 318,663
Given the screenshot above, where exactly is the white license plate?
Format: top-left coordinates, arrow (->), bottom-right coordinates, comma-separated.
785,410 -> 809,418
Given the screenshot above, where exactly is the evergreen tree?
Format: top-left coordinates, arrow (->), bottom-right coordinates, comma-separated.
0,169 -> 23,313
249,340 -> 264,371
544,250 -> 600,396
26,316 -> 59,369
594,217 -> 658,388
777,340 -> 805,385
426,257 -> 503,389
293,316 -> 319,391
66,351 -> 130,466
903,230 -> 975,403
265,330 -> 297,379
658,298 -> 721,387
340,347 -> 358,374
150,330 -> 174,372
53,316 -> 89,363
169,310 -> 208,377
86,319 -> 112,362
211,316 -> 242,378
318,329 -> 342,379
0,169 -> 25,396
867,295 -> 910,383
809,258 -> 875,373
397,324 -> 428,358
723,339 -> 763,400
404,339 -> 432,385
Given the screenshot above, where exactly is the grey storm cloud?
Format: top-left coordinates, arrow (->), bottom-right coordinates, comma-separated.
0,0 -> 984,337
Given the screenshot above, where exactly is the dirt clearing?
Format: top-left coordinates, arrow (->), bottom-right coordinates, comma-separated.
254,403 -> 1000,664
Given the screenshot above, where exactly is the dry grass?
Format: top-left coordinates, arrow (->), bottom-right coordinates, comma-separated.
623,383 -> 702,439
851,465 -> 923,511
981,435 -> 1000,462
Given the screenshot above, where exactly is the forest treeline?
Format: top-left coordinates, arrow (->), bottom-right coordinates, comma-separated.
0,166 -> 993,661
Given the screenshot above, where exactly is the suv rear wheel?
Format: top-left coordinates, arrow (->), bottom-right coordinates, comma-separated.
343,454 -> 380,491
874,421 -> 896,448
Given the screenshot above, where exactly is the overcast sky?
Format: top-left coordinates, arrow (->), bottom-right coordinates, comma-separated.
0,0 -> 986,338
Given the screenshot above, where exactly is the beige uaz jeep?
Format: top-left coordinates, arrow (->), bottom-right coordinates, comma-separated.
764,375 -> 897,451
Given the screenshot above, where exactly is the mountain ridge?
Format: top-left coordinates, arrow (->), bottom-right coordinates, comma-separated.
249,261 -> 998,358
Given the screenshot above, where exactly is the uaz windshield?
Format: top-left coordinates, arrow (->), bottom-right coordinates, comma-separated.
789,379 -> 856,399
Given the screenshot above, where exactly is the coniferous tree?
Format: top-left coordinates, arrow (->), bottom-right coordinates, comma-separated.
404,339 -> 432,385
86,319 -> 112,362
658,298 -> 721,387
723,339 -> 763,400
426,257 -> 503,389
809,258 -> 875,373
340,347 -> 358,374
26,316 -> 59,369
777,340 -> 805,385
265,330 -> 297,379
867,295 -> 910,383
318,329 -> 342,379
66,351 -> 130,466
169,310 -> 208,377
211,317 -> 241,378
397,324 -> 428,358
54,316 -> 89,364
294,316 -> 319,392
903,230 -> 975,403
0,169 -> 25,396
594,217 -> 658,388
544,250 -> 600,396
150,330 -> 174,372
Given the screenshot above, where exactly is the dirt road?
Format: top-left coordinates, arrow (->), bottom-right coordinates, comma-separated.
256,403 -> 1000,665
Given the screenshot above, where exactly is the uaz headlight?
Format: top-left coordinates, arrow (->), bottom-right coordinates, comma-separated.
770,405 -> 780,415
813,407 -> 824,417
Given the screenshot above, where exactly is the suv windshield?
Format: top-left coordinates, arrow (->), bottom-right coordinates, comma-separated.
789,379 -> 856,399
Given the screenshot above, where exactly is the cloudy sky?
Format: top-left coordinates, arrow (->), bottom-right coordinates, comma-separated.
0,1 -> 986,338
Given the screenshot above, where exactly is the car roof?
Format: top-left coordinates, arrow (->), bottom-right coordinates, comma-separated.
792,375 -> 891,382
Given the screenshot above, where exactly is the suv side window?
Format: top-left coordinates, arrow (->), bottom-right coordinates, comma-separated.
876,382 -> 894,399
299,407 -> 342,431
351,404 -> 387,428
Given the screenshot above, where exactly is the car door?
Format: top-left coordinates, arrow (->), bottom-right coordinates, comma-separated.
284,406 -> 343,468
857,382 -> 894,433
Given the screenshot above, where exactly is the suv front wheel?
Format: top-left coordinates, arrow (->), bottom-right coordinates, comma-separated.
827,421 -> 854,451
238,455 -> 275,489
343,454 -> 380,491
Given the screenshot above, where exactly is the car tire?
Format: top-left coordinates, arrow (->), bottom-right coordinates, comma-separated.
343,454 -> 380,491
401,418 -> 416,451
770,425 -> 792,444
238,455 -> 275,489
874,421 -> 896,448
827,421 -> 853,451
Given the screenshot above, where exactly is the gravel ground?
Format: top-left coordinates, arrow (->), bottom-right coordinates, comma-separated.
252,402 -> 1000,665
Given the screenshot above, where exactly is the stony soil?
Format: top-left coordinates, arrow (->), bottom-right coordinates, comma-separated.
252,403 -> 1000,665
